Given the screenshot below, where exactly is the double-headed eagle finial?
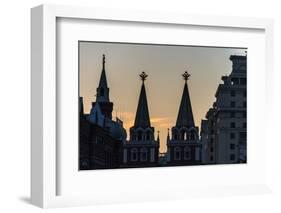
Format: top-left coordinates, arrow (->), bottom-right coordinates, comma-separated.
139,71 -> 148,83
182,71 -> 191,82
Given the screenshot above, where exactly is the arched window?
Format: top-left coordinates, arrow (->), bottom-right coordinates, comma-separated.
137,131 -> 142,141
131,148 -> 138,161
190,132 -> 195,140
146,132 -> 150,140
140,148 -> 148,161
181,130 -> 185,140
184,147 -> 191,160
174,147 -> 181,160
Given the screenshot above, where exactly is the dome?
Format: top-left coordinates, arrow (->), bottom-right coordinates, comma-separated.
106,119 -> 127,141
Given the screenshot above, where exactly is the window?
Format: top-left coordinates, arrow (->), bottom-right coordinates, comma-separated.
230,90 -> 236,97
181,131 -> 186,140
184,147 -> 191,160
230,132 -> 235,139
210,156 -> 214,161
174,147 -> 181,160
230,144 -> 235,150
231,78 -> 239,85
239,132 -> 247,139
137,131 -> 142,141
131,148 -> 138,161
190,131 -> 196,140
230,101 -> 236,107
230,122 -> 236,128
230,154 -> 235,161
210,147 -> 214,152
146,132 -> 150,140
230,112 -> 235,118
140,148 -> 148,161
243,122 -> 247,128
240,78 -> 246,85
243,101 -> 247,108
243,112 -> 247,118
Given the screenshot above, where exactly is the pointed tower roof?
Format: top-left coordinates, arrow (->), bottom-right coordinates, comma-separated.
176,71 -> 195,128
134,72 -> 151,128
98,54 -> 108,88
96,54 -> 110,102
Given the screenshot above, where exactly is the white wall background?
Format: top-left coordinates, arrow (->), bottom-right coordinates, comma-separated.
0,0 -> 280,212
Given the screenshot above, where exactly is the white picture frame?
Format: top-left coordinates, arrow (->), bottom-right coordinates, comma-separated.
31,4 -> 274,208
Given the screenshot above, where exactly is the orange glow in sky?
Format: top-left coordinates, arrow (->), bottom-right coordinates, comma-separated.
79,41 -> 246,152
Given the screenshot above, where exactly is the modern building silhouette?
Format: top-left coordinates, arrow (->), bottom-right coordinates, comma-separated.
201,55 -> 247,164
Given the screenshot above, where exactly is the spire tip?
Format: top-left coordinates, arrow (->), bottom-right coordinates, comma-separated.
182,71 -> 191,82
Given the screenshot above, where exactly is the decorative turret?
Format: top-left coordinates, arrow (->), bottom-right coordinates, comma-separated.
96,54 -> 110,102
175,71 -> 195,128
169,71 -> 198,142
166,71 -> 201,165
130,72 -> 155,141
133,72 -> 151,128
92,54 -> 113,119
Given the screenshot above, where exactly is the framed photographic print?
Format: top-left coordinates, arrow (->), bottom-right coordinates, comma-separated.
31,4 -> 274,208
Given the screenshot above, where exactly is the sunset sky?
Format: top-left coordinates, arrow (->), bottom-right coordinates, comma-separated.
79,41 -> 246,152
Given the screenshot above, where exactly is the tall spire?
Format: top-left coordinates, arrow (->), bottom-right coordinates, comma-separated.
96,54 -> 109,102
134,72 -> 151,128
176,71 -> 195,128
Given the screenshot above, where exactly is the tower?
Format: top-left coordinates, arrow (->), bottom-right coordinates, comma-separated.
167,71 -> 202,165
122,72 -> 159,168
201,55 -> 247,164
92,54 -> 113,119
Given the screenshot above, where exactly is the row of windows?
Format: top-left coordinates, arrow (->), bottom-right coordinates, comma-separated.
231,77 -> 246,85
209,154 -> 236,162
230,101 -> 246,108
230,112 -> 247,118
173,132 -> 196,140
174,147 -> 191,160
131,148 -> 148,161
230,122 -> 247,129
131,132 -> 153,141
230,90 -> 247,97
230,132 -> 247,139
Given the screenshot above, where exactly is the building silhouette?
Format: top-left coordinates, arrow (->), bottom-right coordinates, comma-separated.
79,55 -> 126,170
201,55 -> 247,164
79,53 -> 247,170
166,72 -> 202,165
121,72 -> 160,168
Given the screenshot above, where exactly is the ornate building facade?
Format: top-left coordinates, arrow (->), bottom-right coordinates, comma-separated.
201,55 -> 247,164
166,72 -> 202,166
121,72 -> 160,168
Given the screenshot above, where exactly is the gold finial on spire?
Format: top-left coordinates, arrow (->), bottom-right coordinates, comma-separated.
182,71 -> 191,82
139,71 -> 148,83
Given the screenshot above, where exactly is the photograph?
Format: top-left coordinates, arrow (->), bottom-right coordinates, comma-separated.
78,41 -> 247,170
